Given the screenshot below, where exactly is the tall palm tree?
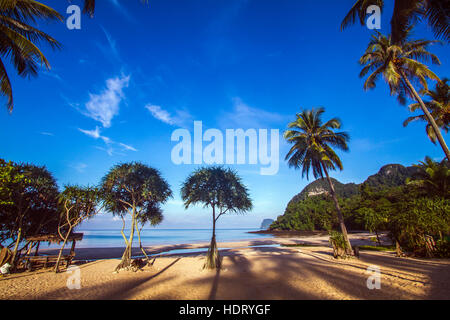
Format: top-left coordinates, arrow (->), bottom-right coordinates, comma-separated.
403,78 -> 449,143
341,0 -> 450,43
284,108 -> 353,254
0,0 -> 62,112
359,31 -> 450,159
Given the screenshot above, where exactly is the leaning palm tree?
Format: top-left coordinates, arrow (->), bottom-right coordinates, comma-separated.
360,31 -> 449,159
0,0 -> 62,112
181,167 -> 252,269
403,78 -> 449,143
341,0 -> 449,43
284,108 -> 353,254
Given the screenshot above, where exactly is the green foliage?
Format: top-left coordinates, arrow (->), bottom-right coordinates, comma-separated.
181,166 -> 252,215
358,245 -> 396,252
434,239 -> 450,258
0,0 -> 62,111
0,160 -> 59,246
407,156 -> 450,198
329,231 -> 349,250
284,107 -> 349,180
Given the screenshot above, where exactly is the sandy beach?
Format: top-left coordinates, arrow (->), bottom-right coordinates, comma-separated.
0,233 -> 449,300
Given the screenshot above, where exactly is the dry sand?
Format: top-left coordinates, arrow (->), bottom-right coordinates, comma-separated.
0,234 -> 449,300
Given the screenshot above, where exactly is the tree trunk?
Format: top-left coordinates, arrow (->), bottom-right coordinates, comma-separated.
321,163 -> 353,255
115,209 -> 136,271
10,226 -> 22,269
55,226 -> 72,273
204,206 -> 220,269
399,69 -> 450,159
136,225 -> 151,262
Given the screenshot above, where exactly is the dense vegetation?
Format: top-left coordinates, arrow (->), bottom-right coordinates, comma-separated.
271,158 -> 450,257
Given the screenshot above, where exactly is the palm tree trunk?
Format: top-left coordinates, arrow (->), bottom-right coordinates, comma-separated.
321,162 -> 353,254
399,69 -> 450,159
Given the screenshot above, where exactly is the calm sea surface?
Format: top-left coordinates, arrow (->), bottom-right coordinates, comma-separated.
61,228 -> 272,248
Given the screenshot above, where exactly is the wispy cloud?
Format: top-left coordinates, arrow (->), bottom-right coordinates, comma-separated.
145,104 -> 192,127
79,126 -> 137,156
83,75 -> 130,128
220,97 -> 286,129
70,163 -> 88,173
40,132 -> 54,136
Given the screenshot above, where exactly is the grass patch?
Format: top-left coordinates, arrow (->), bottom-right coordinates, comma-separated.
358,245 -> 396,252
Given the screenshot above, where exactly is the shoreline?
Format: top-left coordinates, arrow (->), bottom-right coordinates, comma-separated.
38,232 -> 378,260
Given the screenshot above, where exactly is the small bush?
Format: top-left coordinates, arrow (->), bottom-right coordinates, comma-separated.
434,240 -> 450,258
329,231 -> 350,258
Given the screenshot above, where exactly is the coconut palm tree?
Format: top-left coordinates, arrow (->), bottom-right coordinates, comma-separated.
359,31 -> 449,159
407,156 -> 450,198
181,167 -> 252,269
403,78 -> 449,143
284,108 -> 353,254
341,0 -> 449,43
0,0 -> 62,112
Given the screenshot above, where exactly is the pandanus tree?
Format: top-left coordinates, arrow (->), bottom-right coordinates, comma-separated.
0,0 -> 62,112
341,0 -> 450,43
359,31 -> 449,159
101,162 -> 172,271
135,201 -> 163,262
403,78 -> 449,144
181,167 -> 252,269
55,186 -> 103,272
284,108 -> 353,254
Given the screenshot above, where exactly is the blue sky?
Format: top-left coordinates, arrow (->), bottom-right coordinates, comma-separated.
0,0 -> 448,230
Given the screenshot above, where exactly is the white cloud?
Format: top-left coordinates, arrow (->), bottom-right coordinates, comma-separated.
221,98 -> 286,129
84,75 -> 130,128
145,104 -> 192,127
40,132 -> 54,136
119,143 -> 138,152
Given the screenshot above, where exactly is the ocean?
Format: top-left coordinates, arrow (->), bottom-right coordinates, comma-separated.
63,228 -> 272,248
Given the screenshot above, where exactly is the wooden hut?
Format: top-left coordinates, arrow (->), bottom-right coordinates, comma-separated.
20,233 -> 83,271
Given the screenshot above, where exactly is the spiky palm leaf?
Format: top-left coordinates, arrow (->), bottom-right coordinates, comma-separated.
359,31 -> 440,105
403,78 -> 450,143
341,0 -> 450,43
0,0 -> 62,111
284,108 -> 349,180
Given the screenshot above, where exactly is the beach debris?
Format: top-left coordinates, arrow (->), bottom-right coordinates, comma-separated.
130,258 -> 147,272
0,263 -> 12,275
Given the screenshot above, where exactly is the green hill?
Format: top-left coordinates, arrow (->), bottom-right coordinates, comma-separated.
271,163 -> 419,231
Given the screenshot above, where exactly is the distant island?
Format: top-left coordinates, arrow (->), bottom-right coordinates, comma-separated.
260,219 -> 274,230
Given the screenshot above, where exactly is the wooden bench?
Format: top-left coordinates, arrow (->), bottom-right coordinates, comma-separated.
21,254 -> 74,271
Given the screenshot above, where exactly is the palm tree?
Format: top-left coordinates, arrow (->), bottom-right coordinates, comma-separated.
101,162 -> 172,271
181,167 -> 252,269
284,108 -> 353,254
403,78 -> 449,143
0,0 -> 62,112
407,156 -> 449,198
341,0 -> 450,43
359,31 -> 450,159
